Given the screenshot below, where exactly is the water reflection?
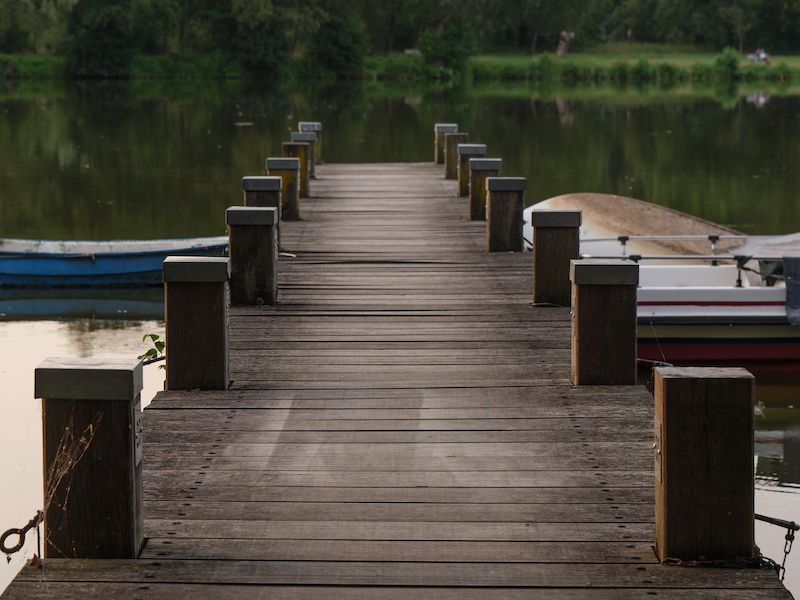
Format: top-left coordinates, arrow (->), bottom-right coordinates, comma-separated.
2,80 -> 800,238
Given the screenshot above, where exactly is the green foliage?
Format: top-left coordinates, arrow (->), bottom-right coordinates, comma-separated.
630,58 -> 655,82
131,52 -> 243,79
713,46 -> 740,81
235,23 -> 290,75
367,53 -> 432,81
0,54 -> 67,78
309,10 -> 369,79
0,0 -> 35,52
419,15 -> 475,74
772,62 -> 792,83
66,0 -> 135,77
609,61 -> 630,84
138,333 -> 166,368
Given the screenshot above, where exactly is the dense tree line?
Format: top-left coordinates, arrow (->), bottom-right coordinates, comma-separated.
2,0 -> 800,77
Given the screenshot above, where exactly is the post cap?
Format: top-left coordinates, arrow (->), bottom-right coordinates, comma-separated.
486,177 -> 527,192
654,366 -> 755,381
445,132 -> 468,140
291,132 -> 317,143
570,259 -> 639,286
469,158 -> 502,172
298,121 -> 322,132
531,210 -> 582,228
457,143 -> 487,156
435,123 -> 458,133
35,357 -> 143,401
266,157 -> 300,171
242,176 -> 282,192
163,256 -> 230,283
226,206 -> 278,226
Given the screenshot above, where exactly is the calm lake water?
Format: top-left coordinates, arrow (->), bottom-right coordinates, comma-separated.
1,80 -> 800,593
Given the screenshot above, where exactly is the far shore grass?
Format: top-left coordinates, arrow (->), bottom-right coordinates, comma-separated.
2,44 -> 799,85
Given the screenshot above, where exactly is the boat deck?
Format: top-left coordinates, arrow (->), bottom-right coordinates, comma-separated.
2,162 -> 790,598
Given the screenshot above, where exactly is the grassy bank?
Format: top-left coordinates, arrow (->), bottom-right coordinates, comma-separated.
465,51 -> 797,85
2,49 -> 799,85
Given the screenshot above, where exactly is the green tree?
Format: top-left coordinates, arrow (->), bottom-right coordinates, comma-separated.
309,8 -> 369,78
231,0 -> 291,75
0,0 -> 36,52
67,0 -> 135,77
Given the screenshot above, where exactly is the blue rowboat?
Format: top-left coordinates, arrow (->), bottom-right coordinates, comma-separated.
0,236 -> 228,288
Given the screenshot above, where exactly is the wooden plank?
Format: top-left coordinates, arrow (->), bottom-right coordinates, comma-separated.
12,560 -> 789,589
141,519 -> 654,541
140,539 -> 657,562
141,470 -> 653,488
141,500 -> 655,522
142,485 -> 653,504
4,583 -> 790,600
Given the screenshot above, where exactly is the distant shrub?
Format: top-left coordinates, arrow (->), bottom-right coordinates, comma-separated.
656,62 -> 680,85
531,55 -> 555,81
309,10 -> 369,79
608,61 -> 630,84
630,59 -> 655,82
690,63 -> 714,82
772,62 -> 792,83
66,1 -> 135,77
713,47 -> 740,81
419,16 -> 475,74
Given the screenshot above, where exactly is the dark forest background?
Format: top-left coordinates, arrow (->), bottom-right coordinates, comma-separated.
2,0 -> 799,77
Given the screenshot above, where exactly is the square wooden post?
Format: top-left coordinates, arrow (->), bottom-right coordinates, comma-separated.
444,132 -> 468,179
434,123 -> 458,164
485,177 -> 525,252
163,257 -> 230,391
570,259 -> 638,385
468,158 -> 501,221
34,357 -> 144,558
457,144 -> 487,197
283,142 -> 310,198
226,206 -> 278,306
532,210 -> 582,306
298,121 -> 322,164
291,132 -> 317,179
242,176 -> 282,245
265,158 -> 301,221
654,367 -> 755,562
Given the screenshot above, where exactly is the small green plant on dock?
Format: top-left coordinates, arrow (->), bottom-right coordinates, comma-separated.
138,333 -> 165,368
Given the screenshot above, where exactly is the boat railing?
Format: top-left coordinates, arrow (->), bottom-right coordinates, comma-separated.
582,234 -> 747,256
578,253 -> 786,287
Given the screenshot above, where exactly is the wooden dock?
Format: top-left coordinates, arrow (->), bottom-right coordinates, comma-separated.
4,162 -> 790,598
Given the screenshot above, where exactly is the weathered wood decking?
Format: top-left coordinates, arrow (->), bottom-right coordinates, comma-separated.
4,163 -> 790,598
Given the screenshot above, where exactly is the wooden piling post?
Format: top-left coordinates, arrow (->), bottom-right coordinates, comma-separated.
570,259 -> 638,385
283,142 -> 310,198
434,123 -> 458,164
34,357 -> 144,558
298,121 -> 322,164
457,144 -> 487,197
485,177 -> 525,252
291,132 -> 317,179
163,257 -> 230,391
265,157 -> 301,221
468,158 -> 501,220
444,132 -> 468,180
242,176 -> 281,246
226,206 -> 278,306
532,211 -> 582,306
654,366 -> 755,563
